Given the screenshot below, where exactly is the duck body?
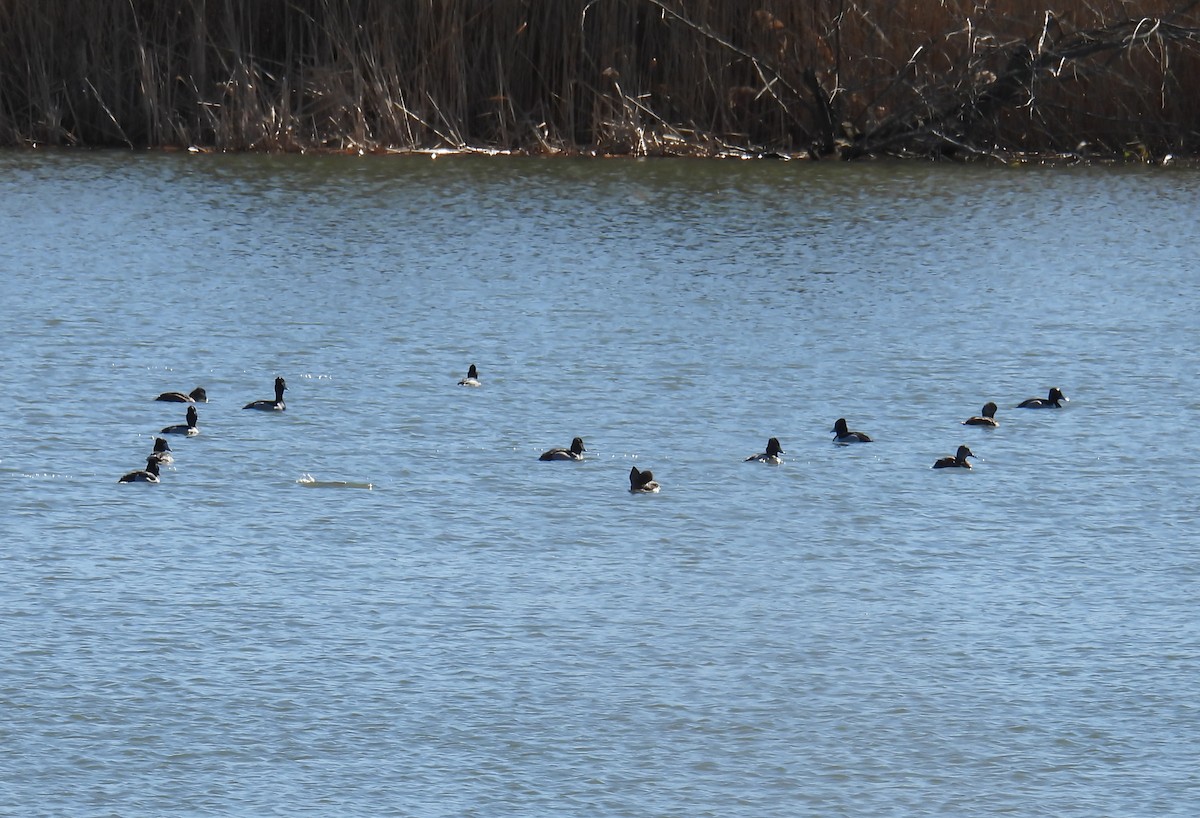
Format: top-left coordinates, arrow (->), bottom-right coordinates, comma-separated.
119,457 -> 161,483
746,437 -> 784,464
244,377 -> 287,411
458,364 -> 481,387
629,466 -> 661,493
963,402 -> 999,427
1017,387 -> 1068,409
832,418 -> 873,444
155,386 -> 207,403
148,437 -> 173,465
933,445 -> 976,469
539,437 -> 586,461
161,405 -> 199,436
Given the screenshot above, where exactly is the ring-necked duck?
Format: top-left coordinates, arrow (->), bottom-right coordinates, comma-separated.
1017,387 -> 1068,408
155,387 -> 207,403
539,437 -> 586,461
119,456 -> 161,483
244,377 -> 286,411
933,445 -> 977,469
745,437 -> 784,464
458,364 -> 481,387
161,405 -> 199,436
832,418 -> 872,444
963,402 -> 999,427
629,466 -> 661,493
148,437 -> 173,465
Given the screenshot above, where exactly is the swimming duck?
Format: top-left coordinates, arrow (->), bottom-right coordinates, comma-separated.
832,418 -> 873,444
161,405 -> 199,436
119,456 -> 161,483
458,364 -> 481,387
244,377 -> 286,411
629,466 -> 661,493
539,437 -> 586,461
148,437 -> 173,465
1017,387 -> 1068,408
963,402 -> 999,427
745,437 -> 785,464
155,386 -> 207,403
933,445 -> 977,469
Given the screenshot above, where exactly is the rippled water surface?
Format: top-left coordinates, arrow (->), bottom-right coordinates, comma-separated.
2,152 -> 1198,816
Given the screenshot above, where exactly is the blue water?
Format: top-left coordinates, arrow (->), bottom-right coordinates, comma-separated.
2,152 -> 1198,816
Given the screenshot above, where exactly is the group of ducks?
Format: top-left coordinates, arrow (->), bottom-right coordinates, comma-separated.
735,386 -> 1067,472
532,434 -> 661,493
120,368 -> 1069,488
535,435 -> 660,493
468,363 -> 663,492
117,378 -> 288,483
932,386 -> 1068,469
477,365 -> 1068,490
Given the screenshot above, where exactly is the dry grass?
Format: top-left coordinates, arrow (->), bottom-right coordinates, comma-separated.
0,0 -> 1198,158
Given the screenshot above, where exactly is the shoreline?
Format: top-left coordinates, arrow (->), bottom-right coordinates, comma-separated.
3,141 -> 1190,167
3,3 -> 1198,162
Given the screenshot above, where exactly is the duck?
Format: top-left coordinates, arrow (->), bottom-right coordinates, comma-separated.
244,376 -> 286,411
832,418 -> 873,444
155,386 -> 207,403
745,437 -> 784,464
147,437 -> 173,465
161,405 -> 199,436
1017,387 -> 1068,408
118,456 -> 161,483
539,437 -> 586,461
963,402 -> 999,427
458,364 -> 481,387
629,466 -> 661,493
933,445 -> 977,469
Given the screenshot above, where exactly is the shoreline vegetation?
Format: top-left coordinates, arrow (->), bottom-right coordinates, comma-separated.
2,1 -> 1199,161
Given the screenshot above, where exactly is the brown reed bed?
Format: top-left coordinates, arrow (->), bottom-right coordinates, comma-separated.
1,0 -> 1199,160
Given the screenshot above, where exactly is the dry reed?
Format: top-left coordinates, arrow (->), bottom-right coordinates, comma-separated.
1,0 -> 1198,159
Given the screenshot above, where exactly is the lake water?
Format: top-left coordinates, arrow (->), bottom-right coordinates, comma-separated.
1,151 -> 1198,816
